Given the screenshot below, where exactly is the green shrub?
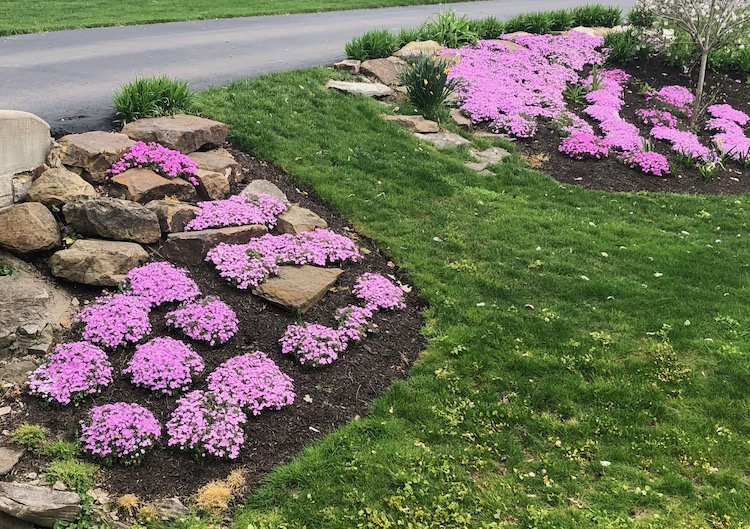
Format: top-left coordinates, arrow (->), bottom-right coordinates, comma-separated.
43,459 -> 97,494
396,27 -> 424,48
516,12 -> 553,34
604,29 -> 652,64
468,16 -> 505,39
43,440 -> 82,461
113,75 -> 194,124
661,28 -> 696,70
549,9 -> 577,31
400,54 -> 460,122
10,423 -> 48,448
627,5 -> 656,27
572,5 -> 622,27
344,28 -> 399,61
418,10 -> 477,48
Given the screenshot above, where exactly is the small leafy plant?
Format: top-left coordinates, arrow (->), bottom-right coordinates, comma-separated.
345,28 -> 399,61
10,423 -> 48,448
0,262 -> 14,276
43,459 -> 97,493
400,54 -> 460,122
113,75 -> 194,124
418,10 -> 477,48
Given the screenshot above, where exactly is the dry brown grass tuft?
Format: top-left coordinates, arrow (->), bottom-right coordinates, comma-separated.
116,493 -> 140,515
194,480 -> 233,510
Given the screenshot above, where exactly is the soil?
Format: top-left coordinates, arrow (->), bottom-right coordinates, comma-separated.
6,151 -> 427,501
513,60 -> 750,195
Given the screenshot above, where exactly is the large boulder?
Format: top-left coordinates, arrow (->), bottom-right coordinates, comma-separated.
58,131 -> 135,182
0,110 -> 50,182
161,225 -> 268,264
188,151 -> 241,184
62,196 -> 161,244
110,168 -> 196,203
253,265 -> 344,313
121,114 -> 228,154
275,205 -> 327,235
325,80 -> 393,98
0,203 -> 60,254
194,169 -> 230,200
360,57 -> 407,85
28,167 -> 98,207
393,40 -> 442,58
240,180 -> 288,202
49,239 -> 149,286
0,482 -> 81,528
145,200 -> 199,233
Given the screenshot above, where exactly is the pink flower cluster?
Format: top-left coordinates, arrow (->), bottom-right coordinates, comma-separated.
558,132 -> 610,160
280,323 -> 347,366
707,104 -> 750,162
206,229 -> 361,289
635,108 -> 679,128
617,150 -> 671,177
76,293 -> 152,349
80,403 -> 161,464
646,85 -> 694,114
107,141 -> 199,185
125,262 -> 201,307
166,390 -> 247,459
124,337 -> 205,395
444,32 -> 605,137
185,194 -> 289,231
650,125 -> 710,161
335,305 -> 376,343
352,273 -> 406,311
28,342 -> 113,405
166,296 -> 238,346
207,352 -> 295,415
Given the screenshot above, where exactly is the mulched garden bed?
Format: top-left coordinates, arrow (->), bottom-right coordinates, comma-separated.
11,151 -> 426,500
516,60 -> 749,195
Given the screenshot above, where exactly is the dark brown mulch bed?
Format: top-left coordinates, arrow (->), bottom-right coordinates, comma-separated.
10,152 -> 426,500
516,60 -> 749,195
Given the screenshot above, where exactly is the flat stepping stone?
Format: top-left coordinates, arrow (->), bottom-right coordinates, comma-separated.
253,265 -> 343,313
384,115 -> 439,133
145,200 -> 199,233
188,151 -> 241,184
121,114 -> 228,154
0,202 -> 61,254
394,40 -> 442,58
58,131 -> 135,182
414,130 -> 472,149
326,80 -> 393,98
240,179 -> 288,202
195,168 -> 230,200
49,239 -> 149,286
333,59 -> 361,74
28,167 -> 97,207
110,168 -> 196,203
63,196 -> 161,244
361,57 -> 406,85
161,225 -> 268,264
472,147 -> 511,165
275,205 -> 327,234
0,482 -> 81,528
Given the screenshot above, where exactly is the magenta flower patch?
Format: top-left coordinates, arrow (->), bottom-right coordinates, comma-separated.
352,273 -> 406,311
124,337 -> 205,395
280,323 -> 347,367
165,296 -> 238,345
80,403 -> 161,464
559,132 -> 610,160
184,193 -> 289,231
166,390 -> 247,459
335,304 -> 376,343
125,262 -> 201,307
76,293 -> 152,349
207,352 -> 295,415
107,141 -> 199,185
646,85 -> 694,113
28,342 -> 113,405
617,150 -> 671,177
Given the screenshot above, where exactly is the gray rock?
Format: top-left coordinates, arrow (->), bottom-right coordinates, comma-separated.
58,131 -> 135,182
161,225 -> 268,264
153,497 -> 190,520
275,206 -> 327,235
12,173 -> 34,203
0,447 -> 24,475
0,111 -> 50,180
28,167 -> 98,207
325,80 -> 393,98
110,169 -> 196,203
145,200 -> 199,233
0,174 -> 12,208
449,108 -> 473,130
240,180 -> 288,202
49,239 -> 149,286
472,147 -> 511,165
0,359 -> 37,386
253,265 -> 344,313
0,511 -> 34,529
413,130 -> 473,149
63,196 -> 161,244
333,59 -> 361,74
121,114 -> 228,154
0,482 -> 81,528
0,203 -> 61,254
383,115 -> 439,133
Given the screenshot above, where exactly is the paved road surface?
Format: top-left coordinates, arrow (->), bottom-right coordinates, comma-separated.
0,0 -> 634,132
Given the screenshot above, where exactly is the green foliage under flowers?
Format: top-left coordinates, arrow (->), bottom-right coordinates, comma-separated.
418,10 -> 477,48
53,496 -> 109,529
112,75 -> 195,124
400,54 -> 460,121
10,423 -> 48,448
344,28 -> 400,61
44,459 -> 97,494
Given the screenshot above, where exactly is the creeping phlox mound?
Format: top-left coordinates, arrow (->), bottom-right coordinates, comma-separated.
107,141 -> 199,186
80,403 -> 161,464
446,33 -> 750,175
185,193 -> 289,231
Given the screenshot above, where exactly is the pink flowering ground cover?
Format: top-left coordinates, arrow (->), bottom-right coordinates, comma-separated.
80,403 -> 161,464
166,296 -> 239,345
107,141 -> 199,186
76,293 -> 152,349
185,193 -> 289,231
123,337 -> 205,395
124,262 -> 201,307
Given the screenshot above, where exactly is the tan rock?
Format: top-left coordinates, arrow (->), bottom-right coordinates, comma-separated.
161,225 -> 268,264
360,57 -> 406,85
503,31 -> 532,38
188,151 -> 241,184
0,482 -> 81,528
394,40 -> 442,58
485,39 -> 525,51
449,108 -> 473,130
414,130 -> 473,149
326,80 -> 393,98
28,167 -> 98,207
253,265 -> 344,313
0,110 -> 51,180
437,52 -> 462,66
121,114 -> 229,154
58,131 -> 135,182
275,205 -> 327,235
383,114 -> 439,133
48,239 -> 149,286
240,180 -> 288,202
333,59 -> 361,74
0,447 -> 24,475
195,169 -> 230,200
145,200 -> 199,233
110,168 -> 196,203
62,196 -> 161,244
0,203 -> 60,254
12,173 -> 34,203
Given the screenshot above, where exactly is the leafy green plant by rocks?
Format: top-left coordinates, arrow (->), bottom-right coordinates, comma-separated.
418,10 -> 477,47
345,28 -> 399,61
400,54 -> 460,121
113,75 -> 195,124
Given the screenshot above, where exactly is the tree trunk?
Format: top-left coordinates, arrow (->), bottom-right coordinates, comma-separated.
691,47 -> 710,128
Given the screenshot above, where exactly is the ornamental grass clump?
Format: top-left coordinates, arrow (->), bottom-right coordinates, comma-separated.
124,337 -> 205,395
76,293 -> 152,349
113,75 -> 194,124
79,403 -> 161,464
280,323 -> 348,367
107,141 -> 199,185
184,193 -> 288,231
207,352 -> 295,415
400,54 -> 460,122
352,273 -> 406,311
166,296 -> 238,345
124,262 -> 201,307
28,342 -> 113,405
166,390 -> 247,459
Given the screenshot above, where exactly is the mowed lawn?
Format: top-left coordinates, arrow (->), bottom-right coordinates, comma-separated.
0,0 -> 470,35
193,68 -> 750,528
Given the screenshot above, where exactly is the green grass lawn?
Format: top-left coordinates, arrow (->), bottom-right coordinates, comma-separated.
194,68 -> 750,528
0,0 -> 472,36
